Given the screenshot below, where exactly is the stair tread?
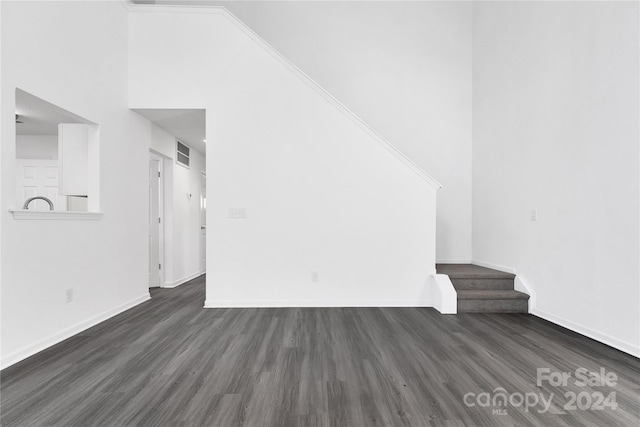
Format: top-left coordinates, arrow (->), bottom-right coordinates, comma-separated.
451,280 -> 514,291
456,290 -> 530,300
436,264 -> 515,279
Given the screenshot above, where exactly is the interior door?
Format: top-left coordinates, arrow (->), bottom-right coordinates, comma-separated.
200,172 -> 206,273
16,159 -> 67,211
149,158 -> 161,288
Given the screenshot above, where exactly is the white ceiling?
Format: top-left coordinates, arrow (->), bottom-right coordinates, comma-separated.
134,109 -> 206,154
15,92 -> 206,153
15,89 -> 87,135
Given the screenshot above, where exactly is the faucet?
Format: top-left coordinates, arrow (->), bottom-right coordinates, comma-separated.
23,196 -> 54,210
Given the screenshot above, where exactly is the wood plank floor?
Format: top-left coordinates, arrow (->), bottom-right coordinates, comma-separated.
2,275 -> 639,426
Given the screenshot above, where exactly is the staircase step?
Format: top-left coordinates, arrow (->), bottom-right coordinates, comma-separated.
436,264 -> 529,313
449,277 -> 514,290
457,290 -> 529,300
456,290 -> 529,313
437,264 -> 518,292
436,264 -> 515,280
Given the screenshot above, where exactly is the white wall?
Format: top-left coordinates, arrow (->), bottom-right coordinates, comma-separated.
1,1 -> 151,368
16,135 -> 57,159
129,7 -> 439,307
150,124 -> 205,286
0,4 -> 3,340
157,0 -> 473,263
472,1 -> 640,355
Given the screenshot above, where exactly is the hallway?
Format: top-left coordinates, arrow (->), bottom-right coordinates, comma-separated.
2,276 -> 638,426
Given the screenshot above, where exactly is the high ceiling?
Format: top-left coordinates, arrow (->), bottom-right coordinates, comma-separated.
134,109 -> 206,154
15,89 -> 87,136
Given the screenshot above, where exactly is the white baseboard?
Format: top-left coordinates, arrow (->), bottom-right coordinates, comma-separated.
472,260 -> 638,356
436,259 -> 472,264
430,274 -> 457,314
514,275 -> 536,313
532,307 -> 640,358
1,293 -> 151,370
472,259 -> 517,274
204,298 -> 433,308
163,271 -> 204,289
469,260 -> 639,356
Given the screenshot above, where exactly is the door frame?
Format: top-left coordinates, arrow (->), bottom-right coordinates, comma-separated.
200,170 -> 206,274
150,151 -> 165,287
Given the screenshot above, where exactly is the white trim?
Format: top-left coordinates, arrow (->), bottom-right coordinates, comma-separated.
429,274 -> 457,314
514,275 -> 536,313
200,170 -> 206,274
532,307 -> 640,358
471,260 -> 638,357
0,293 -> 151,370
9,210 -> 103,220
163,271 -> 204,289
150,149 -> 174,289
436,259 -> 473,264
127,5 -> 224,14
116,0 -> 130,12
127,4 -> 442,190
149,148 -> 171,160
204,298 -> 433,308
150,151 -> 165,286
472,259 -> 517,275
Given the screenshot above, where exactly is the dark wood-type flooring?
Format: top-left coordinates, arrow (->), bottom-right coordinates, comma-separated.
2,275 -> 639,426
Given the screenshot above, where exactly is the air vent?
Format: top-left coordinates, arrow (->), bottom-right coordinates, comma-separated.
176,140 -> 190,168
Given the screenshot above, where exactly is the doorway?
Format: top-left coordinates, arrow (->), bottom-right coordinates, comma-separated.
135,108 -> 206,289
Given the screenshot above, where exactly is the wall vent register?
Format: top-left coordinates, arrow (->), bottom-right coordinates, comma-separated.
176,140 -> 190,168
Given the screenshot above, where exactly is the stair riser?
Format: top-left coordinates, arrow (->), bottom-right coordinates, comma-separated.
458,299 -> 528,313
451,278 -> 514,290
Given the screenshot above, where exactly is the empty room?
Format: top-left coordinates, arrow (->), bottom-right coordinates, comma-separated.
1,0 -> 638,426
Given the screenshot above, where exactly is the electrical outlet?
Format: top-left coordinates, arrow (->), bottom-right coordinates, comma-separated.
311,272 -> 319,282
228,208 -> 247,219
531,210 -> 537,222
66,288 -> 74,303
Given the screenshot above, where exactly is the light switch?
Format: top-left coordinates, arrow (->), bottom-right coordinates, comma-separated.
531,210 -> 537,222
229,208 -> 247,219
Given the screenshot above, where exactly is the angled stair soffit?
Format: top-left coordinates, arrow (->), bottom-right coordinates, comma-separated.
126,3 -> 443,190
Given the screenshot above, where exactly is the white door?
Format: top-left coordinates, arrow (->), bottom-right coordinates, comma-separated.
200,172 -> 206,273
149,158 -> 161,288
16,159 -> 67,211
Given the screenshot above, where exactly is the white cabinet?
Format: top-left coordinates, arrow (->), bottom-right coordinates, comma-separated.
58,123 -> 88,196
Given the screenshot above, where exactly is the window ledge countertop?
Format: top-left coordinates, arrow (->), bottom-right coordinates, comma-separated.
9,210 -> 103,220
